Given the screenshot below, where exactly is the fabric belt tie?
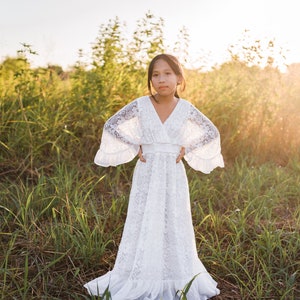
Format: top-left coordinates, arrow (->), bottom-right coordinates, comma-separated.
142,143 -> 181,154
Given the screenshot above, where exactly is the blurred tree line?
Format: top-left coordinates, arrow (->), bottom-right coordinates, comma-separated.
1,13 -> 300,181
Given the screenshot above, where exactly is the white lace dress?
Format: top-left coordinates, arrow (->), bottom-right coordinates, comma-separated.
84,96 -> 224,300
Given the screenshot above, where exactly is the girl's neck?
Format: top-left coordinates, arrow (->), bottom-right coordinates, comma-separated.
153,94 -> 177,104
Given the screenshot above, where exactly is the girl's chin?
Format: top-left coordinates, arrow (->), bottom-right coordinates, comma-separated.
155,90 -> 175,96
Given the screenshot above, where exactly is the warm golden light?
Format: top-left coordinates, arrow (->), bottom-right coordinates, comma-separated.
1,0 -> 299,69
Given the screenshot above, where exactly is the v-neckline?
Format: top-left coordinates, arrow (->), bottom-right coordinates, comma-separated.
148,96 -> 181,125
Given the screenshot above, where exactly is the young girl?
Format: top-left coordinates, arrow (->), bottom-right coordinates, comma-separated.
84,54 -> 224,299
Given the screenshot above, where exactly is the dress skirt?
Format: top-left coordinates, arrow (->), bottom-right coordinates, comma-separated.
84,145 -> 220,299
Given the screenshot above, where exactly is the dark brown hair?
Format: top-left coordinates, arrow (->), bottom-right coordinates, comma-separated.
147,54 -> 186,100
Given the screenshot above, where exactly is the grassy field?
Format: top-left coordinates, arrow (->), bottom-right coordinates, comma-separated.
1,160 -> 299,299
1,16 -> 300,299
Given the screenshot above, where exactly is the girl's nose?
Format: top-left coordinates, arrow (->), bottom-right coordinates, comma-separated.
158,75 -> 165,82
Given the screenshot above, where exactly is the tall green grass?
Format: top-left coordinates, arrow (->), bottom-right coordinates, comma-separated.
188,160 -> 300,299
0,162 -> 130,299
1,161 -> 299,299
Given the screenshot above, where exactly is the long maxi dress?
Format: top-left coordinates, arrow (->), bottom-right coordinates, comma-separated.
84,96 -> 224,300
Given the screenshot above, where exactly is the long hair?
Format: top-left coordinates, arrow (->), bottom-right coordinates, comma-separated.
147,54 -> 186,100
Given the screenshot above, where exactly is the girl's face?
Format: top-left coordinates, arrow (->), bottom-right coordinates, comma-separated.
151,59 -> 181,98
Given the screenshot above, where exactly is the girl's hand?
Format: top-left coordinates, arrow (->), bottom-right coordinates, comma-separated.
176,147 -> 185,163
138,146 -> 146,162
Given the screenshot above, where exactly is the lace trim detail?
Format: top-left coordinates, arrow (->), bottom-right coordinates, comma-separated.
104,100 -> 139,145
185,104 -> 219,153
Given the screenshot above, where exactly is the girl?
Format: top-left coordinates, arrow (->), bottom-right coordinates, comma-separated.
84,54 -> 224,299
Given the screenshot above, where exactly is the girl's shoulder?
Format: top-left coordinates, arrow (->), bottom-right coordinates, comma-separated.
120,96 -> 148,109
180,99 -> 205,112
136,95 -> 149,103
178,98 -> 195,111
179,98 -> 191,106
127,95 -> 149,106
179,99 -> 210,119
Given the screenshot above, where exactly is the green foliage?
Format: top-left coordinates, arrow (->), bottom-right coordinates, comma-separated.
1,13 -> 299,177
1,161 -> 299,299
183,61 -> 300,164
129,11 -> 165,67
176,273 -> 200,299
0,11 -> 299,300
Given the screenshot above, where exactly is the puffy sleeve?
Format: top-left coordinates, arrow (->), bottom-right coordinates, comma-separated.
182,104 -> 224,174
94,100 -> 141,167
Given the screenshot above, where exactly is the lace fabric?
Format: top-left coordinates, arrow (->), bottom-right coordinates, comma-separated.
94,100 -> 141,166
183,104 -> 224,174
104,100 -> 140,146
85,96 -> 224,299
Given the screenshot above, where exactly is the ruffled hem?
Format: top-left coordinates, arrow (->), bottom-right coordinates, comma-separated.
84,271 -> 220,300
184,152 -> 224,174
94,146 -> 139,167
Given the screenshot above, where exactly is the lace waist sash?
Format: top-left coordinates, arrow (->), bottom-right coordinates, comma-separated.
142,143 -> 180,154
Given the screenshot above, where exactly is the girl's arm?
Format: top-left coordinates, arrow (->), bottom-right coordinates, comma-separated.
104,100 -> 139,146
182,104 -> 224,173
185,104 -> 220,154
94,100 -> 141,167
